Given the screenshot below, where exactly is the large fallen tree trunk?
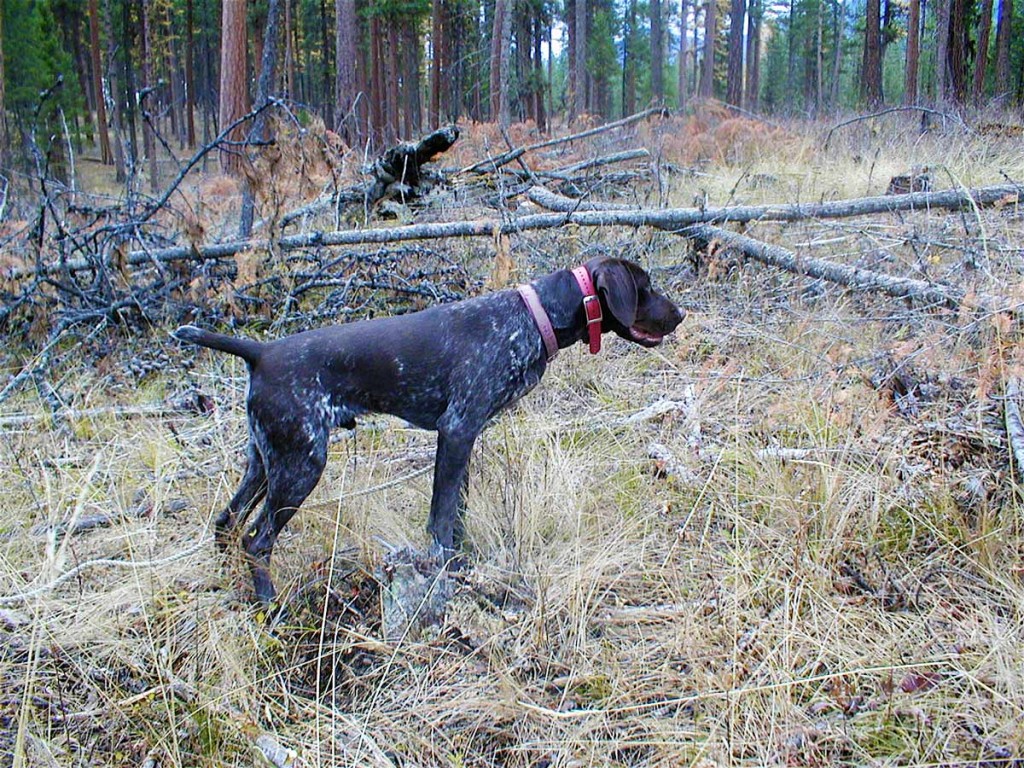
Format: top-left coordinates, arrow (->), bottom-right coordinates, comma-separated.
8,183 -> 1019,279
679,223 -> 1007,314
528,186 -> 1014,315
525,183 -> 1021,218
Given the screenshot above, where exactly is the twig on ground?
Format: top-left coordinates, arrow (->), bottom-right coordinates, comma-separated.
1003,377 -> 1024,481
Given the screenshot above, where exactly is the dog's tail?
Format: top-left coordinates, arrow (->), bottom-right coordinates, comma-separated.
172,325 -> 263,365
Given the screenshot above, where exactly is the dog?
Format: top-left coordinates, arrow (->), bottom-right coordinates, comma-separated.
174,257 -> 683,604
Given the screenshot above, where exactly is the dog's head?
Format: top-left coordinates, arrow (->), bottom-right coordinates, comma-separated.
586,257 -> 684,347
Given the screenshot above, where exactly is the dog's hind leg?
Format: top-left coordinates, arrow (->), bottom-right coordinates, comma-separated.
215,438 -> 267,551
242,429 -> 328,605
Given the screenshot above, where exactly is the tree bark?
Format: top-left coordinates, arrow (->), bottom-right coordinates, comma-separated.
993,0 -> 1013,101
744,0 -> 761,110
370,17 -> 384,143
336,0 -> 360,144
699,0 -> 717,98
88,0 -> 113,164
430,0 -> 443,128
239,0 -> 282,238
861,0 -> 883,107
905,0 -> 920,104
489,0 -> 512,126
575,0 -> 588,118
184,0 -> 196,147
934,0 -> 951,103
139,0 -> 158,191
219,0 -> 249,173
623,0 -> 638,115
947,0 -> 969,102
972,0 -> 993,102
678,0 -> 689,109
284,0 -> 296,100
828,0 -> 843,110
725,0 -> 745,107
651,0 -> 665,104
533,7 -> 547,130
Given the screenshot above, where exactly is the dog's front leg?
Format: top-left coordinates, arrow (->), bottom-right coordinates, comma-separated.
427,418 -> 480,564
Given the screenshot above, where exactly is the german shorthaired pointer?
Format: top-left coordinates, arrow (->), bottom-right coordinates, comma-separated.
175,257 -> 683,604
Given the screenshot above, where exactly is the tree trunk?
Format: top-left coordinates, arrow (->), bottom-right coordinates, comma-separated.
335,0 -> 360,143
218,0 -> 249,173
575,0 -> 588,118
934,0 -> 950,103
678,0 -> 689,109
102,0 -> 126,181
745,0 -> 761,109
164,4 -> 184,148
815,0 -> 823,112
184,0 -> 196,147
699,0 -> 716,98
861,0 -> 883,106
947,0 -> 969,102
403,20 -> 422,135
284,0 -> 296,100
430,0 -> 442,128
88,0 -> 113,164
122,0 -> 140,180
139,0 -> 158,191
651,0 -> 665,104
622,0 -> 638,115
370,17 -> 384,143
319,0 -> 334,128
490,0 -> 506,121
534,8 -> 547,130
516,3 -> 533,121
785,0 -> 795,111
904,0 -> 920,104
993,0 -> 1013,101
725,0 -> 745,107
972,0 -> 993,102
239,0 -> 282,238
386,21 -> 400,138
828,0 -> 843,110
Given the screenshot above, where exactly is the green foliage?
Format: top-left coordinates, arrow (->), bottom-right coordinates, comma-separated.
364,0 -> 431,21
2,0 -> 81,121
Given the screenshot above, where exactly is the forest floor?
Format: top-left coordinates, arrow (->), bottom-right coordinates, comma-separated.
2,106 -> 1024,767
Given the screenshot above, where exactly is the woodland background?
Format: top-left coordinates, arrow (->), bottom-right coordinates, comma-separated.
0,0 -> 1022,188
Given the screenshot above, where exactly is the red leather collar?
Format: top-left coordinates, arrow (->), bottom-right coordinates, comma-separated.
517,284 -> 559,361
571,265 -> 603,354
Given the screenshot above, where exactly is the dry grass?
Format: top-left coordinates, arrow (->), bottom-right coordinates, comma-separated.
2,112 -> 1024,767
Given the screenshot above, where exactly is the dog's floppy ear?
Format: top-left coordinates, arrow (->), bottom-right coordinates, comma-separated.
590,258 -> 638,328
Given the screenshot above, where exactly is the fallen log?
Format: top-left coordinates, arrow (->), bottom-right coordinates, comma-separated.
8,183 -> 1020,279
278,125 -> 460,228
458,107 -> 666,174
529,186 -> 1014,316
551,147 -> 651,175
680,223 -> 1006,313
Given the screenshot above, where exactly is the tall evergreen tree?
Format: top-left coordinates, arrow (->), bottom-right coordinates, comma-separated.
861,0 -> 883,105
651,0 -> 665,104
219,0 -> 248,173
726,0 -> 745,106
699,0 -> 717,97
993,0 -> 1013,100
